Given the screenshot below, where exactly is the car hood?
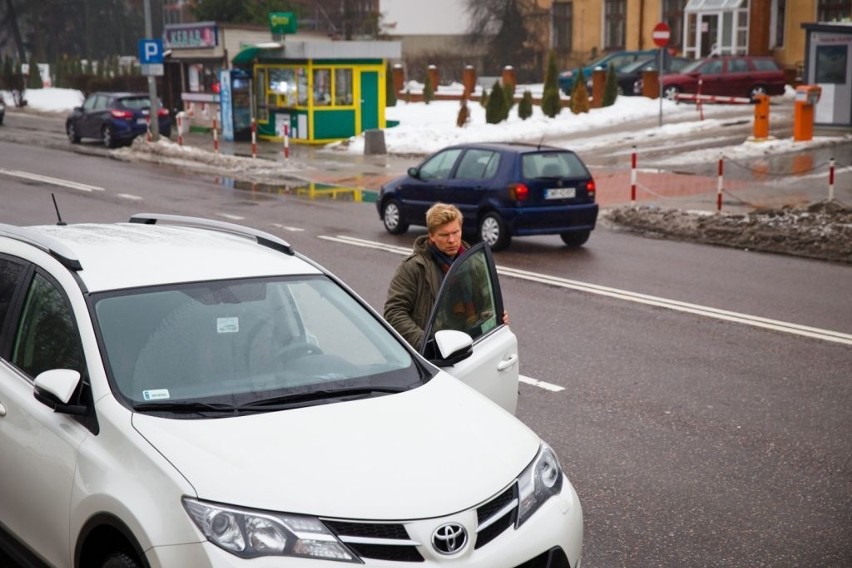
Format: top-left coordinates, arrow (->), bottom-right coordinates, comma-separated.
132,373 -> 539,519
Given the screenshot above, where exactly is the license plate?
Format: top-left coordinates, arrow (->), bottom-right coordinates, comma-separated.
545,187 -> 575,199
137,118 -> 148,125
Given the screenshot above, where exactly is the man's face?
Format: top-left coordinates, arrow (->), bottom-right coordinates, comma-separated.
429,219 -> 462,257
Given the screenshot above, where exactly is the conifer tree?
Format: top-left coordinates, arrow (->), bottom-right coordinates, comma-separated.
602,63 -> 618,107
486,79 -> 506,124
570,68 -> 590,114
518,90 -> 533,120
27,56 -> 43,89
422,73 -> 434,104
540,50 -> 561,118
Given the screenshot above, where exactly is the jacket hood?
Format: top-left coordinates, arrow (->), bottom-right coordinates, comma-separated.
131,373 -> 539,520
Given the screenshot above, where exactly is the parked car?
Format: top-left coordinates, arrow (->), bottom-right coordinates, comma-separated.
558,49 -> 658,94
0,214 -> 582,567
65,91 -> 171,148
660,55 -> 787,101
377,142 -> 599,251
593,54 -> 691,96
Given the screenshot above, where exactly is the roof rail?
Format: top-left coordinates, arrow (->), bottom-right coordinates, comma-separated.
0,224 -> 83,270
129,213 -> 294,255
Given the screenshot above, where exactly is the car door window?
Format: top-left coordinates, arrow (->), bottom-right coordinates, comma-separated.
82,95 -> 97,111
422,242 -> 503,353
419,148 -> 462,181
729,58 -> 749,73
0,257 -> 26,334
454,149 -> 500,180
11,272 -> 84,379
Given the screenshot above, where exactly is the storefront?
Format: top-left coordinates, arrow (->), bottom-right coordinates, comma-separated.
682,0 -> 749,58
162,22 -> 273,131
232,40 -> 401,144
802,22 -> 852,128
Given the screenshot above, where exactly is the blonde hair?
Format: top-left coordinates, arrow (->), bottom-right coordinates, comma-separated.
426,203 -> 463,234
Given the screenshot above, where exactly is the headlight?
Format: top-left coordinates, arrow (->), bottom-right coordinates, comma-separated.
516,442 -> 564,527
183,498 -> 360,562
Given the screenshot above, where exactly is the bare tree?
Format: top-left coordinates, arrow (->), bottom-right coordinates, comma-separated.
464,0 -> 542,81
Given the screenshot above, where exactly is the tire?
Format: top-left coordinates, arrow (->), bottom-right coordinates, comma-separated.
67,122 -> 80,143
101,552 -> 141,568
102,125 -> 115,148
382,199 -> 409,234
663,85 -> 681,101
560,230 -> 590,248
479,212 -> 511,251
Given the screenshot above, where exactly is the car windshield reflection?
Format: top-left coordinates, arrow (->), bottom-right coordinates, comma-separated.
93,275 -> 424,412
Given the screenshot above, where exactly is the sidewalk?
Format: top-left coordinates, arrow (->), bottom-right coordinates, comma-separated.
173,123 -> 851,214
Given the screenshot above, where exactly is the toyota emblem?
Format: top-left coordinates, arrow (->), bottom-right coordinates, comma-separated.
432,522 -> 467,555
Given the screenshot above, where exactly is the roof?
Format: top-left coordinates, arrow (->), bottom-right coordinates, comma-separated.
4,222 -> 319,293
232,39 -> 401,65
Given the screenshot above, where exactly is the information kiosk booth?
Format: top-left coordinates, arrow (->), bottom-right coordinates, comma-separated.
231,40 -> 401,144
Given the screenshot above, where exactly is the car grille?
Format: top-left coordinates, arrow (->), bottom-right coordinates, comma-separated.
322,483 -> 520,563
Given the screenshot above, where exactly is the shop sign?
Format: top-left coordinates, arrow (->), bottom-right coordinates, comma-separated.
164,22 -> 218,49
269,12 -> 298,35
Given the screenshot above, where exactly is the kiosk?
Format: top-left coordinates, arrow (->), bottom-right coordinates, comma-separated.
231,39 -> 401,144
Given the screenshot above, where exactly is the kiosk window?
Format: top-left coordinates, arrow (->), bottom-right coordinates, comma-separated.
335,68 -> 353,105
314,69 -> 331,106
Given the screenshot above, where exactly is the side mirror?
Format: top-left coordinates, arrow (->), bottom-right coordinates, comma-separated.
33,369 -> 87,415
428,329 -> 473,367
407,166 -> 420,179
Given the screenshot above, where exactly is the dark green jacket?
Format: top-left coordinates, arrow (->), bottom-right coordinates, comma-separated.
383,235 -> 441,350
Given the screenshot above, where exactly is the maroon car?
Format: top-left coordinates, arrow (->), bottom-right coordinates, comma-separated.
661,55 -> 787,102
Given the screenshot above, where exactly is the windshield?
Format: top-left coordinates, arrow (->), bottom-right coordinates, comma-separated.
93,276 -> 422,412
679,59 -> 705,74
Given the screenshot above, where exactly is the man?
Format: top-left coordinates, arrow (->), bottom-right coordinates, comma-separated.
384,203 -> 507,350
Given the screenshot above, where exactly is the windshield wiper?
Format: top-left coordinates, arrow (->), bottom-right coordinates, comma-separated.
133,400 -> 238,413
240,386 -> 408,410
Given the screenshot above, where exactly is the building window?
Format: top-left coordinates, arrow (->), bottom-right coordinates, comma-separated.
552,2 -> 573,52
818,0 -> 851,22
770,0 -> 786,47
604,0 -> 626,50
662,0 -> 686,52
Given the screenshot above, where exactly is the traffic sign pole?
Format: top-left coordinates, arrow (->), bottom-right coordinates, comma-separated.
143,0 -> 160,141
652,22 -> 671,128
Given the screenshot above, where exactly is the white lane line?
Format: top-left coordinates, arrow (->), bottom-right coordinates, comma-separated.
218,213 -> 245,221
117,193 -> 142,201
520,375 -> 565,392
321,234 -> 852,346
0,169 -> 105,192
270,223 -> 305,232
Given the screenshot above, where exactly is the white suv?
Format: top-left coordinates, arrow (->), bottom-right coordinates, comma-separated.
0,215 -> 582,568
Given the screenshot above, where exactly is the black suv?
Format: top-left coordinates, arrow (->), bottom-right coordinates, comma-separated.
66,91 -> 171,148
377,142 -> 598,251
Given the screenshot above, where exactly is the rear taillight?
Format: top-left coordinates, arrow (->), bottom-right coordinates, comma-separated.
586,179 -> 596,197
509,183 -> 529,201
157,108 -> 169,117
110,109 -> 133,119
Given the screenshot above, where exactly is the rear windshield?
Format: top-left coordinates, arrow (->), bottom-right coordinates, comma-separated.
522,152 -> 589,179
118,97 -> 152,110
751,58 -> 781,72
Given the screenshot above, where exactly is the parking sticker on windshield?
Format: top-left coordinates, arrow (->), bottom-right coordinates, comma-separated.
217,317 -> 239,333
142,389 -> 171,401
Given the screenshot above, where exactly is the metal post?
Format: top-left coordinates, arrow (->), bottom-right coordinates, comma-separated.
829,157 -> 835,201
143,0 -> 160,141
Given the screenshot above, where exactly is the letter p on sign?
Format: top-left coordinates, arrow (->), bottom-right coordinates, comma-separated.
138,39 -> 164,64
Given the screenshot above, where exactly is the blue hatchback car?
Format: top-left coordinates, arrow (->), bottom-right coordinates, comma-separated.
377,142 -> 598,251
66,91 -> 171,148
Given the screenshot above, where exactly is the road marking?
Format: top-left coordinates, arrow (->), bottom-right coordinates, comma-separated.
218,213 -> 244,221
321,235 -> 852,346
520,375 -> 565,392
117,193 -> 142,201
270,223 -> 305,232
0,169 -> 105,192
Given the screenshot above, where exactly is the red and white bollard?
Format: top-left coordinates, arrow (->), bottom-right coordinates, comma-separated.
630,145 -> 637,205
212,117 -> 219,154
146,116 -> 151,142
697,79 -> 705,121
251,118 -> 257,159
716,152 -> 724,213
177,113 -> 184,146
829,157 -> 835,201
283,124 -> 290,159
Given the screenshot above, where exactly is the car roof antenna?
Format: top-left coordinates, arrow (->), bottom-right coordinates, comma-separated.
51,193 -> 67,226
537,135 -> 544,150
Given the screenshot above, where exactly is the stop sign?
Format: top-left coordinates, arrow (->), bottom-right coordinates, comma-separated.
652,22 -> 671,48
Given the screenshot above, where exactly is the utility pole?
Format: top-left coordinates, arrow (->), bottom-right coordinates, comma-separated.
143,0 -> 160,141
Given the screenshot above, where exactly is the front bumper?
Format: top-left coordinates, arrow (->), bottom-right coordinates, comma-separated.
147,476 -> 583,567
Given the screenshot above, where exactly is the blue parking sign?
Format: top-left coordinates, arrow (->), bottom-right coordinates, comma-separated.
138,39 -> 164,64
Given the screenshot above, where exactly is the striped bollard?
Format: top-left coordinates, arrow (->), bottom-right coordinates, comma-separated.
829,157 -> 835,201
283,124 -> 290,159
177,113 -> 184,146
716,152 -> 724,213
630,146 -> 637,205
146,115 -> 151,142
213,117 -> 219,154
251,118 -> 257,159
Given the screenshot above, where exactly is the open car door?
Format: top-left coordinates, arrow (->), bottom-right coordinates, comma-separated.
421,242 -> 519,414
